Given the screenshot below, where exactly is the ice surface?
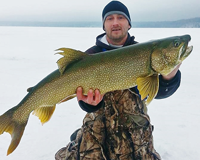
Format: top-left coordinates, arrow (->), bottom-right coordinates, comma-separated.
0,27 -> 199,160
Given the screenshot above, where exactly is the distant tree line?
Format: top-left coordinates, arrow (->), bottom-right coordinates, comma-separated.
0,17 -> 200,28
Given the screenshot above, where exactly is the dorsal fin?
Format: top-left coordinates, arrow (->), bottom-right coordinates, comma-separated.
136,74 -> 159,105
55,48 -> 88,74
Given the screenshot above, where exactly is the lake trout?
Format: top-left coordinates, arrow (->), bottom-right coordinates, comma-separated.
0,35 -> 192,155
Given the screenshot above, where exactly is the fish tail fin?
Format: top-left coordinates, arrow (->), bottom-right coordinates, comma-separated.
0,109 -> 27,155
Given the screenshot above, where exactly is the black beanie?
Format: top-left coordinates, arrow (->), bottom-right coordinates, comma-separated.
102,1 -> 131,29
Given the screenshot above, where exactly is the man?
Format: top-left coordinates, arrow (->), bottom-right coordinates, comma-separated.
55,1 -> 181,160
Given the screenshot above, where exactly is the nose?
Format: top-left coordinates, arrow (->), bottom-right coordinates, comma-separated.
182,34 -> 191,41
112,17 -> 120,26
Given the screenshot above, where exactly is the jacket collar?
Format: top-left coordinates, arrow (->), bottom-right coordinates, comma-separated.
95,33 -> 136,51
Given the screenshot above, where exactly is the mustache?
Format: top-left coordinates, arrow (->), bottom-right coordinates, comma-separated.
111,27 -> 121,31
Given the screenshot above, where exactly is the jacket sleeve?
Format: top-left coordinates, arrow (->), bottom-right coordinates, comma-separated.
78,99 -> 104,113
155,70 -> 181,99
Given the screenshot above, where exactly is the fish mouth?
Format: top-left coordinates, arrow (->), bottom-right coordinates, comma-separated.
180,40 -> 193,61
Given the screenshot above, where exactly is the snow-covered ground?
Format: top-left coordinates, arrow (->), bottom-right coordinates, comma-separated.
0,27 -> 199,160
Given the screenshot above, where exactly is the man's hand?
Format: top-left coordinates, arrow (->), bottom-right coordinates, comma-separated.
76,87 -> 104,106
162,63 -> 181,80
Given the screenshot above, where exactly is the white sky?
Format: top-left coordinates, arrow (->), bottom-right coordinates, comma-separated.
0,0 -> 199,22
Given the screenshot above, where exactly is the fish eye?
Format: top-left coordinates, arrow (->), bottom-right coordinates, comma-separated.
174,40 -> 180,47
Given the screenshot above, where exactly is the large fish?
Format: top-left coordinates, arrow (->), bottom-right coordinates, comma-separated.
0,35 -> 192,155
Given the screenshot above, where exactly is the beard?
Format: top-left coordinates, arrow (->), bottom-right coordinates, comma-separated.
106,27 -> 128,44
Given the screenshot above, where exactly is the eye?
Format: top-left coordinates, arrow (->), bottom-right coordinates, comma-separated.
118,16 -> 124,19
106,16 -> 113,21
174,40 -> 180,47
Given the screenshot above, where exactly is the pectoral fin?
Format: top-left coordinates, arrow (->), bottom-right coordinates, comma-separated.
55,48 -> 88,75
136,74 -> 159,105
32,106 -> 56,125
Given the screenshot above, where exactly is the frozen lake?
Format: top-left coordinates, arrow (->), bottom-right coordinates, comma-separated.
0,27 -> 199,160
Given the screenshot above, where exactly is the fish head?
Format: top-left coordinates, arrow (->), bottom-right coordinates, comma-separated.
151,35 -> 193,75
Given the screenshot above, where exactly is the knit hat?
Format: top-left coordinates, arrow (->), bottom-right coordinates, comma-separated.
102,1 -> 131,29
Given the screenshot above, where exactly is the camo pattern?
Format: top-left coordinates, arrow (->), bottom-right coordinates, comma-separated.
55,89 -> 161,160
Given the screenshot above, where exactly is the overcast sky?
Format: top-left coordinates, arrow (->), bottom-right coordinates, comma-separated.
0,0 -> 199,22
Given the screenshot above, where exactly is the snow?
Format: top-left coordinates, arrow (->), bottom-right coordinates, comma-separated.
0,27 -> 199,160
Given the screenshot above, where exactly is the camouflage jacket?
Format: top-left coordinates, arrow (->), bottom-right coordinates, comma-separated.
55,89 -> 161,160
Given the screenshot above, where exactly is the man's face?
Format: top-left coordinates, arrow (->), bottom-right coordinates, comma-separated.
104,14 -> 130,44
